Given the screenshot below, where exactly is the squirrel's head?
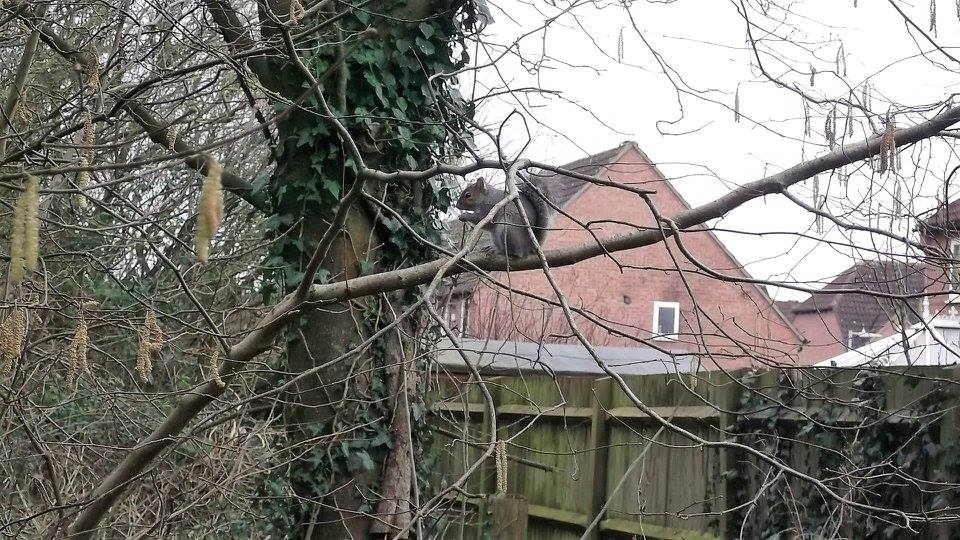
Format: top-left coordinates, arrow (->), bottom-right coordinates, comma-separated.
455,177 -> 487,210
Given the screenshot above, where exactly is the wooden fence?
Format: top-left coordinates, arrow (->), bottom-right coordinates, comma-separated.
427,366 -> 960,539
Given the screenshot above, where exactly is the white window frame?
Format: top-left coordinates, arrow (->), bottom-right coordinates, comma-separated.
950,239 -> 960,304
446,297 -> 469,338
652,301 -> 680,341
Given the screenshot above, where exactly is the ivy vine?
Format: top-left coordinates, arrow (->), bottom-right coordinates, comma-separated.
725,369 -> 960,540
245,1 -> 479,534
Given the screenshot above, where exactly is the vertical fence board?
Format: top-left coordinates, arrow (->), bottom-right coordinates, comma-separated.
430,367 -> 960,539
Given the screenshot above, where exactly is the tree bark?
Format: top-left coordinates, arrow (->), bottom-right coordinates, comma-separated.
370,341 -> 418,537
274,141 -> 382,537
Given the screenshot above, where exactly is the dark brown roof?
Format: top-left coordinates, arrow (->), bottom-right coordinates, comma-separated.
527,143 -> 629,209
921,199 -> 960,231
774,300 -> 800,321
787,261 -> 925,338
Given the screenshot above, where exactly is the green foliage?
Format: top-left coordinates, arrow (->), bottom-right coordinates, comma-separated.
248,2 -> 477,535
725,370 -> 960,539
261,5 -> 471,300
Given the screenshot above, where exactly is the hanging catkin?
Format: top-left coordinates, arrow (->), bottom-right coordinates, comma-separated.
7,176 -> 40,284
734,87 -> 741,123
495,439 -> 508,494
195,158 -> 224,262
208,347 -> 225,388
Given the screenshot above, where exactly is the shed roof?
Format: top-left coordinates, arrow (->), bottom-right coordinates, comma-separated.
436,338 -> 699,376
814,317 -> 960,368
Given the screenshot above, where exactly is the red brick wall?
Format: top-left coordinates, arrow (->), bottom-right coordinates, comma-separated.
921,230 -> 957,318
790,310 -> 847,364
462,144 -> 803,369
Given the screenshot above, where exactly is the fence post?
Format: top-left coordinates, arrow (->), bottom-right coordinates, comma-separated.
935,367 -> 960,539
715,372 -> 743,537
584,377 -> 613,539
475,376 -> 500,540
487,495 -> 528,540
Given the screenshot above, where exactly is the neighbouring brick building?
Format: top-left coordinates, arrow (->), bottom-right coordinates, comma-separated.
772,195 -> 960,365
776,261 -> 926,365
445,142 -> 804,369
919,198 -> 960,318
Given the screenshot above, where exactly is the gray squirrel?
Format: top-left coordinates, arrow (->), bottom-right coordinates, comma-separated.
456,176 -> 554,257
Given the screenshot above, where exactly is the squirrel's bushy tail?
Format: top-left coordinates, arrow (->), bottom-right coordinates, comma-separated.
517,176 -> 555,244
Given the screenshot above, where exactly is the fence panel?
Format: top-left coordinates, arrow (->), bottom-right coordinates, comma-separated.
429,367 -> 960,538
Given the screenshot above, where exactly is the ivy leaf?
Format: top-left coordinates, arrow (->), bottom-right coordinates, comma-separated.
322,178 -> 341,198
359,259 -> 377,275
348,450 -> 376,472
263,213 -> 294,233
419,22 -> 435,38
415,37 -> 436,56
382,216 -> 401,232
251,172 -> 271,195
284,268 -> 306,288
363,71 -> 387,104
370,431 -> 392,448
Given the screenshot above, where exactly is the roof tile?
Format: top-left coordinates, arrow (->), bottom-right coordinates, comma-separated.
788,261 -> 925,337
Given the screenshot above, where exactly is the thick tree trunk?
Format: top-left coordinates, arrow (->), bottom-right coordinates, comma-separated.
272,141 -> 382,537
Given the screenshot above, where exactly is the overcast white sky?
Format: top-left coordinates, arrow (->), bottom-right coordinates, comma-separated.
465,0 -> 960,300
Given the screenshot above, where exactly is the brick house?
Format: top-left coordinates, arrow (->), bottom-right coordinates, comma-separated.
918,199 -> 960,317
445,142 -> 804,369
773,195 -> 960,365
776,261 -> 926,365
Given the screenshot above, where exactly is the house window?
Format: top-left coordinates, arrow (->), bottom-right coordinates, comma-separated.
446,296 -> 470,338
652,301 -> 680,340
950,240 -> 960,301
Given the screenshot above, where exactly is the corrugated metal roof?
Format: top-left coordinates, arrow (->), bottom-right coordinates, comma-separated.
435,338 -> 698,376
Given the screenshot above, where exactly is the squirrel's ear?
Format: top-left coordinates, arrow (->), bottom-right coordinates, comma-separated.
475,177 -> 487,191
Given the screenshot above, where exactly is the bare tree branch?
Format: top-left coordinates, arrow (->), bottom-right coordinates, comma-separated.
63,101 -> 960,536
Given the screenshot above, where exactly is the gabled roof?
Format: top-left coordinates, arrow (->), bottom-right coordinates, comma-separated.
788,260 -> 925,338
447,141 -> 803,341
920,198 -> 960,231
775,300 -> 800,321
527,143 -> 628,208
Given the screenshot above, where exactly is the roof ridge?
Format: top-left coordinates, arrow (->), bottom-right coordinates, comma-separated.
556,141 -> 635,171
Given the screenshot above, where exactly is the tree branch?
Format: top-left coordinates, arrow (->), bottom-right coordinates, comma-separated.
202,0 -> 278,89
308,104 -> 960,303
8,1 -> 270,213
64,102 -> 960,536
0,3 -> 46,159
123,101 -> 270,212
